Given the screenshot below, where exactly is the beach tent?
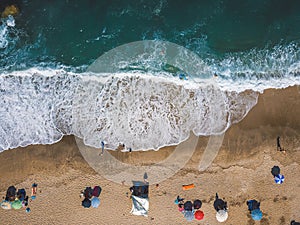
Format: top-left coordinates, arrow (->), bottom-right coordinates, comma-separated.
194,210 -> 204,220
184,210 -> 194,221
216,210 -> 228,222
91,197 -> 100,208
251,209 -> 263,220
130,183 -> 149,217
11,199 -> 22,210
271,166 -> 280,177
130,195 -> 149,216
0,200 -> 12,210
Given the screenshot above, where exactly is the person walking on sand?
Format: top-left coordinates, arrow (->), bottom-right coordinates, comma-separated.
277,136 -> 282,151
277,136 -> 286,152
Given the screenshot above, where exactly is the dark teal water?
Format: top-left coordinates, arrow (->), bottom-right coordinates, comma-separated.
1,0 -> 300,151
1,0 -> 300,70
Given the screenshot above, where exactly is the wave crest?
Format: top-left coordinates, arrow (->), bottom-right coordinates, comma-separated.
0,69 -> 258,151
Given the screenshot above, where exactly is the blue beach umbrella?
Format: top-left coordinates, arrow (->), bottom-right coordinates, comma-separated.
274,174 -> 285,184
184,211 -> 194,221
91,197 -> 100,208
251,209 -> 262,220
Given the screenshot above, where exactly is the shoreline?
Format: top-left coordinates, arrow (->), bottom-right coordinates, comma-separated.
0,86 -> 299,224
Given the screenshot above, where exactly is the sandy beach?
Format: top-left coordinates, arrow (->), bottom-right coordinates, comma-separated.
0,86 -> 299,225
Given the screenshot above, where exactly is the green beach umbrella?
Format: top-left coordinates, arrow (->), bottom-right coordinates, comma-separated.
11,199 -> 22,210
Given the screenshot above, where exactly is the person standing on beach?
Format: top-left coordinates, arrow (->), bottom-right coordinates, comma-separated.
277,136 -> 282,151
277,136 -> 286,152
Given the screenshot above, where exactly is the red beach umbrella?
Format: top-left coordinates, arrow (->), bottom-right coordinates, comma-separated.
194,210 -> 204,220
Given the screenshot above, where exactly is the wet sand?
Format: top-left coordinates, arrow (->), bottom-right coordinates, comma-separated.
0,86 -> 299,225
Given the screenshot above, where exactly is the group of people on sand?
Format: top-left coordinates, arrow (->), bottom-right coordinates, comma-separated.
0,183 -> 37,212
169,135 -> 296,223
175,193 -> 229,222
174,192 -> 275,222
80,186 -> 102,208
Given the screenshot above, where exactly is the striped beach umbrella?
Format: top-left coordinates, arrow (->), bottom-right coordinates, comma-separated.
274,174 -> 284,184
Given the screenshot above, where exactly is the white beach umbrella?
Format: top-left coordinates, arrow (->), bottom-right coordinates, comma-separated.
216,210 -> 228,222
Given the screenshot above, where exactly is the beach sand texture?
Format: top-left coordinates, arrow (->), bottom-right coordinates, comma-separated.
0,86 -> 299,225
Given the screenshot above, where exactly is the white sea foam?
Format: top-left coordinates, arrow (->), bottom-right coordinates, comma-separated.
0,23 -> 9,49
0,68 -> 261,152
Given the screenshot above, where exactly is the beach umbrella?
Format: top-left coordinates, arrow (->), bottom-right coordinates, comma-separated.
183,201 -> 193,211
274,174 -> 285,184
271,166 -> 280,177
216,210 -> 228,222
184,211 -> 194,221
251,209 -> 262,220
82,198 -> 91,208
92,186 -> 102,197
91,197 -> 100,208
84,187 -> 93,199
193,199 -> 202,209
194,210 -> 204,220
0,201 -> 12,210
11,199 -> 22,210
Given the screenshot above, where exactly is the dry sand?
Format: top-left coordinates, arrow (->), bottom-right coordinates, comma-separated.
0,86 -> 299,225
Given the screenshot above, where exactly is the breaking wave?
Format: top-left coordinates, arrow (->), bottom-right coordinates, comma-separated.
0,68 -> 258,151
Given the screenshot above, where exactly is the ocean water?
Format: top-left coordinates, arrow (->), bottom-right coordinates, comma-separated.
0,0 -> 300,151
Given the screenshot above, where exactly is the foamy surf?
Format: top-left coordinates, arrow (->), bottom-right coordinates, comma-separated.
0,68 -> 259,152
